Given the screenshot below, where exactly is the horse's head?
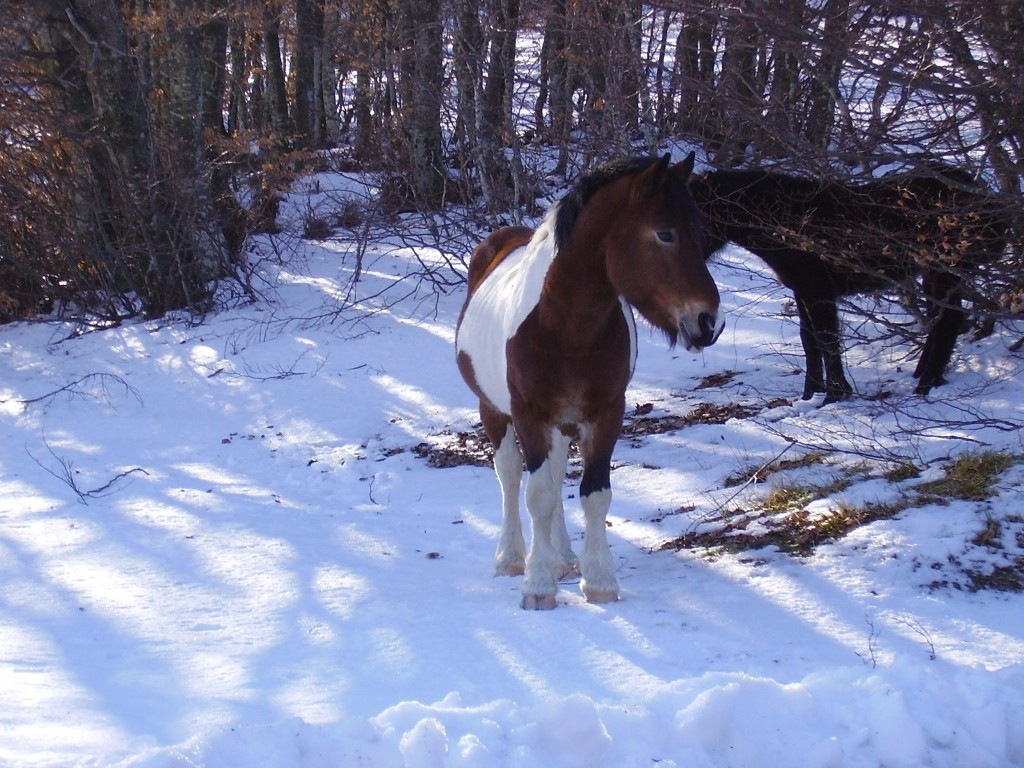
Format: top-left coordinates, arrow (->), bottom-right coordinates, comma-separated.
604,153 -> 724,351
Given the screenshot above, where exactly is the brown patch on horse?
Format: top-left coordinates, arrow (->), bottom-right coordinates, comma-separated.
466,226 -> 534,294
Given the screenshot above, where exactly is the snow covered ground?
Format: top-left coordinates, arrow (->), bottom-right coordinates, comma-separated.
1,165 -> 1023,767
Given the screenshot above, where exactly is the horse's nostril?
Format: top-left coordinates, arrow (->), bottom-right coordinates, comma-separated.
698,311 -> 717,341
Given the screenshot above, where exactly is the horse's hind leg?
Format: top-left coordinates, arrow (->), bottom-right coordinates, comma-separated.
481,405 -> 526,576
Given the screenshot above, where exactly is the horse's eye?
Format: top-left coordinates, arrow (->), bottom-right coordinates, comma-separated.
656,230 -> 676,244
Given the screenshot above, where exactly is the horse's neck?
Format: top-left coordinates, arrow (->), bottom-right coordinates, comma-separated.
691,177 -> 731,254
697,174 -> 807,252
538,230 -> 621,347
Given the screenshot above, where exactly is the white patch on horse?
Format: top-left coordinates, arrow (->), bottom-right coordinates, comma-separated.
579,488 -> 618,603
520,449 -> 565,609
456,207 -> 558,415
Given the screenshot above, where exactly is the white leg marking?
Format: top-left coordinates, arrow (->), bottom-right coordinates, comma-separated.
521,453 -> 564,610
493,423 -> 525,576
547,429 -> 579,580
579,489 -> 619,603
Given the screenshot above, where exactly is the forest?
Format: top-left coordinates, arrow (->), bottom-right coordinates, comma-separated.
3,5 -> 1024,763
1,1 -> 1022,325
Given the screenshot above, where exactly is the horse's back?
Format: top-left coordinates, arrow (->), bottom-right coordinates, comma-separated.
466,226 -> 535,294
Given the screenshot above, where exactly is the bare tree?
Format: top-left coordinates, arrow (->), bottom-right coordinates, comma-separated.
294,0 -> 328,147
263,0 -> 291,139
395,0 -> 446,206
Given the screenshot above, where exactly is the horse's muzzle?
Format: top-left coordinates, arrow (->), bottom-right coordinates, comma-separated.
682,310 -> 724,351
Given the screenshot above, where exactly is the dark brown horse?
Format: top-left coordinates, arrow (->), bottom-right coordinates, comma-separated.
456,153 -> 723,609
690,166 -> 1007,402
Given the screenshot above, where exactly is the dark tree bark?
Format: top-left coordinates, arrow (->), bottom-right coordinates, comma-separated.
763,0 -> 805,154
294,0 -> 327,148
675,4 -> 716,137
395,0 -> 446,207
227,19 -> 253,135
571,0 -> 644,150
263,1 -> 290,139
349,0 -> 385,160
482,0 -> 519,143
540,0 -> 572,174
200,0 -> 229,136
451,0 -> 498,206
713,1 -> 761,165
804,0 -> 851,148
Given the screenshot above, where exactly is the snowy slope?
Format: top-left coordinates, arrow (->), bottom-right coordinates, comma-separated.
1,168 -> 1023,767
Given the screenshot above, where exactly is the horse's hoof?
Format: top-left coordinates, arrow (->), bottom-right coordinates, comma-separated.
521,593 -> 557,610
583,588 -> 619,604
495,561 -> 525,577
581,577 -> 619,604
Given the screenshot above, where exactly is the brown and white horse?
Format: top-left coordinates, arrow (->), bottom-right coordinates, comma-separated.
455,153 -> 723,609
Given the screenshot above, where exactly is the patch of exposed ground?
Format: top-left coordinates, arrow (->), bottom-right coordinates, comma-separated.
662,450 -> 1024,594
415,394 -> 789,469
413,429 -> 493,468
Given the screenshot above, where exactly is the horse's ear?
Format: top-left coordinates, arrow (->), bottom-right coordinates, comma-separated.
672,151 -> 696,183
636,154 -> 672,199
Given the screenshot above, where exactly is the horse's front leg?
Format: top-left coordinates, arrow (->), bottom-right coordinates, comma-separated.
795,296 -> 826,399
801,296 -> 852,403
516,422 -> 568,610
576,411 -> 623,604
548,428 -> 580,580
520,464 -> 565,609
914,274 -> 965,394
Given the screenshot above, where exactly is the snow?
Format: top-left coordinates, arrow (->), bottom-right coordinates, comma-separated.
1,168 -> 1023,767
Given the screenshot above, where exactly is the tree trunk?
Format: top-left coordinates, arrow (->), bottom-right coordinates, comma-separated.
263,1 -> 290,140
200,0 -> 229,136
452,0 -> 482,163
675,4 -> 716,138
714,1 -> 761,165
763,0 -> 804,155
541,0 -> 572,174
294,0 -> 327,148
476,0 -> 520,210
227,19 -> 253,134
804,0 -> 851,148
395,0 -> 446,207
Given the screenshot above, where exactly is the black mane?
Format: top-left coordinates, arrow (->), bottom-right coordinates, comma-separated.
554,156 -> 692,250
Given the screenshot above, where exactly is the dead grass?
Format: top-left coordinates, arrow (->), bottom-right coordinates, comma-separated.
664,450 -> 1024,592
663,472 -> 907,557
723,450 -> 830,488
914,450 -> 1017,503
